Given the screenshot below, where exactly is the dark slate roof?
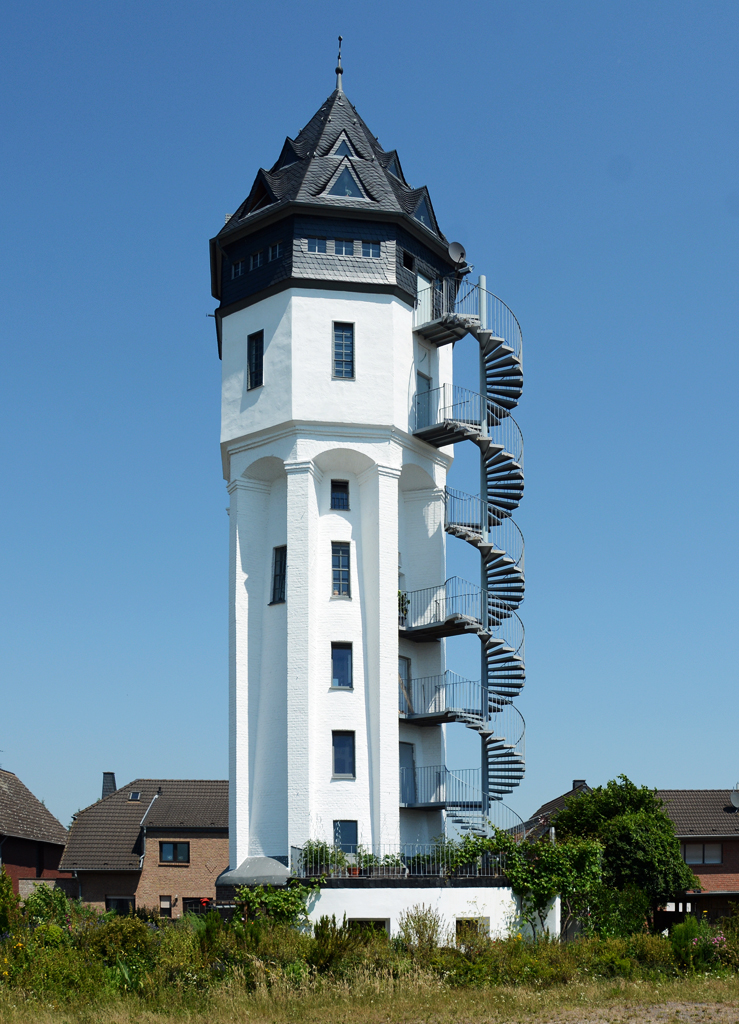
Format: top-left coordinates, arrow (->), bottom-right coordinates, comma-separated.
657,791 -> 739,837
216,88 -> 447,245
0,769 -> 68,846
60,779 -> 228,873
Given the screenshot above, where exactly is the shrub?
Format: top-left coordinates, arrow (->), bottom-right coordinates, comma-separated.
398,903 -> 445,954
24,882 -> 72,927
0,870 -> 21,933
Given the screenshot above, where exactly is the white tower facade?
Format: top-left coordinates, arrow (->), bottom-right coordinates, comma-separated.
211,73 -> 525,880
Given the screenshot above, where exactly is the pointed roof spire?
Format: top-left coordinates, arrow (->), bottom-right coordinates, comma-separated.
335,35 -> 344,93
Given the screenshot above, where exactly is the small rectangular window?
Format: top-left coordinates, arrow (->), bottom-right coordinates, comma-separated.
333,819 -> 358,851
268,241 -> 283,261
332,542 -> 350,596
271,545 -> 287,604
334,239 -> 354,256
231,260 -> 245,279
182,897 -> 212,915
331,643 -> 352,688
159,896 -> 172,919
704,843 -> 723,864
330,480 -> 349,510
128,792 -> 141,801
362,241 -> 380,258
159,842 -> 190,864
402,250 -> 415,271
249,251 -> 264,270
105,896 -> 135,914
308,237 -> 327,253
332,733 -> 355,778
333,322 -> 354,379
247,330 -> 264,390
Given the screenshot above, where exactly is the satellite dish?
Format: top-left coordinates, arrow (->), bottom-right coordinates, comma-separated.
448,241 -> 466,265
731,784 -> 739,809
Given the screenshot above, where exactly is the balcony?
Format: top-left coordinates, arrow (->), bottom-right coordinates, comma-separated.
413,279 -> 523,366
398,576 -> 524,652
399,764 -> 482,811
289,840 -> 509,880
413,384 -> 523,462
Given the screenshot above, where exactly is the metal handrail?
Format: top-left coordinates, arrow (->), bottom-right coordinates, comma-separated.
414,280 -> 523,364
400,577 -> 525,654
414,384 -> 524,465
445,488 -> 524,569
290,840 -> 512,879
400,764 -> 482,807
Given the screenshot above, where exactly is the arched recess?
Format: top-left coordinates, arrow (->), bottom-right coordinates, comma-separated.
242,455 -> 286,483
398,462 -> 437,493
313,448 -> 375,478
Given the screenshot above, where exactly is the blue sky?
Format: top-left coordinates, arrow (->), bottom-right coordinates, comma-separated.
1,1 -> 737,829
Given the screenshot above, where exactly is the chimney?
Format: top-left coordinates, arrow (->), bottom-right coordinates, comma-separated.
572,779 -> 586,790
102,772 -> 117,799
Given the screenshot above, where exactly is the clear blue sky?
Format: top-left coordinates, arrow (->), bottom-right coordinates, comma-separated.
1,1 -> 737,829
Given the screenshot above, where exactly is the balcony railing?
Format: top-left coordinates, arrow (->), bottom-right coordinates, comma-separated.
398,672 -> 525,748
290,841 -> 507,879
399,577 -> 525,653
413,279 -> 523,364
414,384 -> 524,464
445,488 -> 524,566
400,764 -> 482,808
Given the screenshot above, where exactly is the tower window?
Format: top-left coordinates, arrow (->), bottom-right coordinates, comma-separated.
334,239 -> 354,256
247,331 -> 263,390
333,139 -> 354,158
414,197 -> 433,229
362,241 -> 380,258
249,251 -> 264,270
308,237 -> 327,253
331,480 -> 349,510
402,251 -> 415,271
329,167 -> 363,198
333,819 -> 358,852
331,542 -> 350,596
268,241 -> 283,261
231,260 -> 245,279
271,546 -> 287,604
332,322 -> 354,379
332,732 -> 355,778
331,643 -> 352,688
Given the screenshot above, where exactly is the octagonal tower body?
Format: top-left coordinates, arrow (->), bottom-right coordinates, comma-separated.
212,86 -> 462,870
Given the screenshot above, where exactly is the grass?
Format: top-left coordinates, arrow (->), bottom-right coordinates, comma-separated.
2,974 -> 739,1023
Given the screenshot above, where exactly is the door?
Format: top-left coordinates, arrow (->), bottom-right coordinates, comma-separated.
416,371 -> 432,430
416,273 -> 432,326
399,742 -> 417,805
398,656 -> 413,713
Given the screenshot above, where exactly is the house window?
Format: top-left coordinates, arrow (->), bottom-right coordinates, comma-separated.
268,241 -> 283,261
331,542 -> 350,596
331,643 -> 352,688
332,732 -> 355,777
247,330 -> 263,390
334,239 -> 354,256
271,545 -> 287,604
332,322 -> 354,379
683,843 -> 722,865
182,897 -> 212,915
402,251 -> 415,271
106,896 -> 135,914
159,842 -> 190,864
308,237 -> 327,253
362,241 -> 380,258
249,251 -> 264,270
333,819 -> 358,852
331,480 -> 349,510
159,896 -> 172,919
128,792 -> 141,801
231,260 -> 245,279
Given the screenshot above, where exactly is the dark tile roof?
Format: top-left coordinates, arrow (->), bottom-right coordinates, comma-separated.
60,779 -> 228,873
217,88 -> 447,245
657,791 -> 739,837
523,783 -> 592,840
0,769 -> 68,846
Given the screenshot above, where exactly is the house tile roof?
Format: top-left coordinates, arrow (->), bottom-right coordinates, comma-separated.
657,791 -> 739,837
60,779 -> 228,872
0,769 -> 67,846
523,782 -> 592,839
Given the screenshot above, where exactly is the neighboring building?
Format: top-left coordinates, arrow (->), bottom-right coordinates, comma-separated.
658,790 -> 739,921
60,774 -> 228,916
522,780 -> 591,839
0,768 -> 70,896
211,50 -> 529,934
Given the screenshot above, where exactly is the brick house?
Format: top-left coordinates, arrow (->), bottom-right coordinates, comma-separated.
0,768 -> 71,896
658,790 -> 739,921
60,775 -> 228,916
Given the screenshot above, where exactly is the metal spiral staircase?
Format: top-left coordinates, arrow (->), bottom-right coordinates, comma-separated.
401,277 -> 525,835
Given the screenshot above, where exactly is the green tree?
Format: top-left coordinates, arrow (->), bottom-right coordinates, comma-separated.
0,868 -> 22,933
554,775 -> 698,928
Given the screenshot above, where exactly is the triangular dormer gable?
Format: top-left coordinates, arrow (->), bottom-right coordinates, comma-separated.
384,151 -> 405,182
411,191 -> 439,235
321,161 -> 369,200
270,138 -> 301,172
237,171 -> 277,219
329,132 -> 356,159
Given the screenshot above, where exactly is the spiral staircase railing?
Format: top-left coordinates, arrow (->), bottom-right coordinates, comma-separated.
408,278 -> 526,836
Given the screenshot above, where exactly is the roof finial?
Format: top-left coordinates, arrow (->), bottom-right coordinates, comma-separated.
335,35 -> 344,92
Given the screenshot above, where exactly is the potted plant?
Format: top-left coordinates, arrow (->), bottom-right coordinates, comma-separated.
398,590 -> 409,626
